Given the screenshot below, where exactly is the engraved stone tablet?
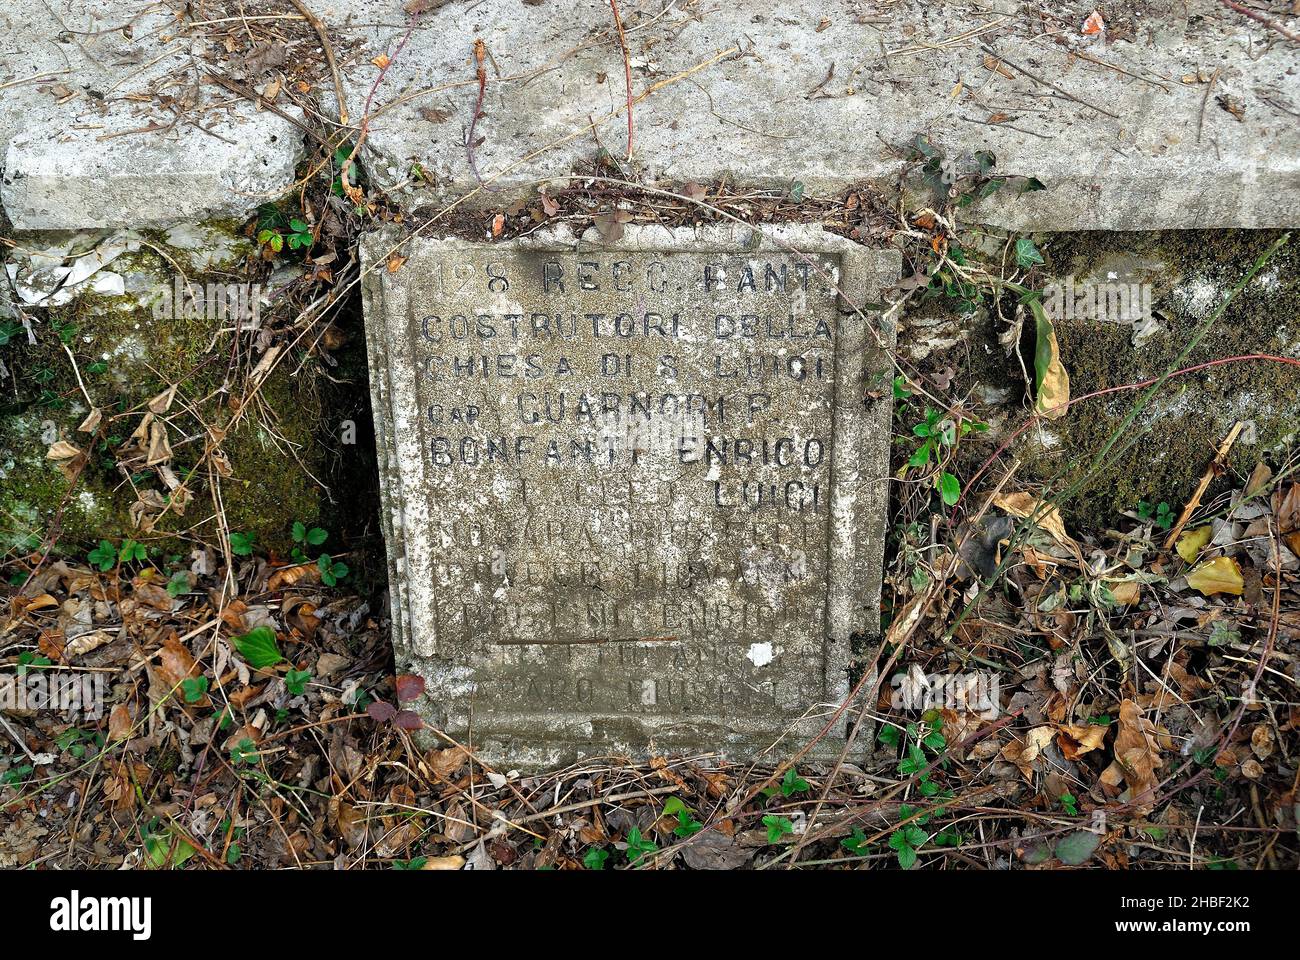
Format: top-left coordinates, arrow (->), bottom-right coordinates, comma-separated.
362,225 -> 899,766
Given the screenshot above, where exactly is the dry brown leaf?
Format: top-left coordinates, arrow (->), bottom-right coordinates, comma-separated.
992,492 -> 1075,548
157,634 -> 200,691
46,440 -> 82,461
108,703 -> 133,742
1001,725 -> 1055,779
1101,699 -> 1162,812
1057,723 -> 1108,760
267,562 -> 323,592
420,856 -> 465,870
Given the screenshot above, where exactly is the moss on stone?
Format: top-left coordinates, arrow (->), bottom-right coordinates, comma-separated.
1,225 -> 329,559
1026,229 -> 1299,530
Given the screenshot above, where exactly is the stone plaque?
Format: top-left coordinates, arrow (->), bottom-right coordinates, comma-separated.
362,225 -> 899,766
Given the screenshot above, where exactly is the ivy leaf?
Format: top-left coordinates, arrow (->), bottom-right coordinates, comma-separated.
1027,297 -> 1070,420
1014,236 -> 1044,268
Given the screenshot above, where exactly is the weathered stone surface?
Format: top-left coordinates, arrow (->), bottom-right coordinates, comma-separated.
362,224 -> 898,765
334,0 -> 1299,231
0,2 -> 304,231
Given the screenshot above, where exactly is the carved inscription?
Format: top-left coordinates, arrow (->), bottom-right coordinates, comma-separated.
405,249 -> 844,722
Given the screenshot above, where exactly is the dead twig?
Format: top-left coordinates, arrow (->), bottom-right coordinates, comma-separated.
1163,419 -> 1244,549
979,43 -> 1121,120
607,0 -> 634,160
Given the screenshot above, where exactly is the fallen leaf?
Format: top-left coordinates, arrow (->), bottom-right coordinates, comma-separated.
1081,10 -> 1104,35
1001,725 -> 1056,779
421,856 -> 466,870
1056,829 -> 1101,865
1101,699 -> 1162,813
1029,299 -> 1070,419
1186,556 -> 1244,596
992,492 -> 1075,548
108,704 -> 133,741
396,674 -> 426,702
1175,526 -> 1213,563
1057,723 -> 1108,760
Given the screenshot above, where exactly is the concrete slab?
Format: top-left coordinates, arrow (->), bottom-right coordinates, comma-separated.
328,0 -> 1299,230
0,1 -> 304,230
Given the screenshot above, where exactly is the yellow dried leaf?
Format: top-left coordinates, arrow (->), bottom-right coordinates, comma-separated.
1185,556 -> 1243,596
992,492 -> 1075,548
1175,526 -> 1213,563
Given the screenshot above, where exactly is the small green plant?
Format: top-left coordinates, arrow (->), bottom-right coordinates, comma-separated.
54,728 -> 101,759
905,407 -> 988,507
284,669 -> 312,696
392,857 -> 428,870
841,827 -> 871,856
220,818 -> 246,865
889,816 -> 929,869
16,652 -> 52,676
1136,500 -> 1175,530
166,571 -> 190,598
582,847 -> 609,870
118,539 -> 148,564
257,207 -> 314,253
180,676 -> 209,704
662,797 -> 703,838
229,531 -> 257,557
624,827 -> 657,866
1059,792 -> 1079,816
87,539 -> 117,572
291,521 -> 329,562
230,738 -> 260,766
762,815 -> 794,844
142,822 -> 197,869
1208,621 -> 1241,647
2,763 -> 35,786
317,553 -> 349,587
780,767 -> 810,797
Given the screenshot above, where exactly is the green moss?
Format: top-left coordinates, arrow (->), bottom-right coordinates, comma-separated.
1026,229 -> 1299,530
1,228 -> 329,560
